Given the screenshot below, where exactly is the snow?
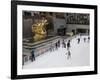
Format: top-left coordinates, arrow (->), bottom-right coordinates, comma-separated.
23,35 -> 90,69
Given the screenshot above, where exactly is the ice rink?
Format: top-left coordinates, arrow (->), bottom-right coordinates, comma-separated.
23,35 -> 90,69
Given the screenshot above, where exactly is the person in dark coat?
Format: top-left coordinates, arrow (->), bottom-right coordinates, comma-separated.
77,38 -> 80,44
88,36 -> 90,42
31,49 -> 35,62
58,40 -> 60,47
65,40 -> 71,59
67,40 -> 70,50
55,42 -> 58,50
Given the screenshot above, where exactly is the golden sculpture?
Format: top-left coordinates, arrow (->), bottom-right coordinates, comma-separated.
32,18 -> 48,41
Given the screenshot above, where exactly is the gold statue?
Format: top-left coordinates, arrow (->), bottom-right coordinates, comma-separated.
32,18 -> 48,41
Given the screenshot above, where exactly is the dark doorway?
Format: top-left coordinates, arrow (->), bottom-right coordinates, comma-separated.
57,28 -> 66,36
76,29 -> 87,34
72,29 -> 75,35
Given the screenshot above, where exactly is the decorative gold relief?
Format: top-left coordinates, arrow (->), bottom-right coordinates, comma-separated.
32,18 -> 48,41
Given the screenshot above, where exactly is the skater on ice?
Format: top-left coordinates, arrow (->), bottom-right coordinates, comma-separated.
67,40 -> 70,50
65,40 -> 71,59
77,38 -> 80,44
67,50 -> 71,59
58,40 -> 60,47
31,49 -> 35,62
55,42 -> 58,50
64,42 -> 66,48
88,36 -> 90,42
84,37 -> 86,42
62,39 -> 66,48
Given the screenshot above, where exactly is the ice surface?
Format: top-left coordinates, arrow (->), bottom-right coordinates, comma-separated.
23,35 -> 90,69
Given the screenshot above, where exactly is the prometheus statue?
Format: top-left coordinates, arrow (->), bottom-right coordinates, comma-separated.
32,18 -> 48,41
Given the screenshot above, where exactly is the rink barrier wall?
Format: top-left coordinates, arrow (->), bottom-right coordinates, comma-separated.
22,36 -> 61,65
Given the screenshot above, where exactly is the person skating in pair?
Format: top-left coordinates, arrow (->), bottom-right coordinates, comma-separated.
66,40 -> 71,59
